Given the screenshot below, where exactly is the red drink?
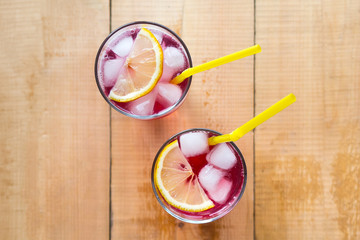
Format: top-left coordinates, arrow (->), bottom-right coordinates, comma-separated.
95,22 -> 192,119
152,128 -> 247,223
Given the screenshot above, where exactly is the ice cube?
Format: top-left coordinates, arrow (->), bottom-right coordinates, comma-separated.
179,131 -> 209,157
103,59 -> 125,87
157,83 -> 182,108
208,178 -> 232,204
159,61 -> 177,82
128,88 -> 158,116
206,143 -> 237,170
160,47 -> 186,82
164,46 -> 185,69
153,33 -> 163,44
198,164 -> 224,192
112,36 -> 133,57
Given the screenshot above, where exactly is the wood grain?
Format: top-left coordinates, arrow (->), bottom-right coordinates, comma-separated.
3,0 -> 358,239
0,0 -> 110,239
110,0 -> 254,239
255,0 -> 360,239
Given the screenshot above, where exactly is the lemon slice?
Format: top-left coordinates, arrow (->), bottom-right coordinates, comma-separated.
154,140 -> 214,212
109,28 -> 163,102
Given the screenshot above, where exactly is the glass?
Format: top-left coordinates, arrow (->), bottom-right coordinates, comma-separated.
151,128 -> 247,224
95,21 -> 192,120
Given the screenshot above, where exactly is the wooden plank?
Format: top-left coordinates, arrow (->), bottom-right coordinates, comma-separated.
110,2 -> 186,239
0,1 -> 110,239
111,0 -> 254,239
255,0 -> 360,239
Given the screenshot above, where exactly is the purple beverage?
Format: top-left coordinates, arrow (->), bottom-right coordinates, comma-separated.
95,22 -> 192,119
152,128 -> 247,223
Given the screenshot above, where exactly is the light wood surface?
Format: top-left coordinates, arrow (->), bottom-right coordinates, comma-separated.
255,0 -> 360,239
0,0 -> 110,239
0,0 -> 359,239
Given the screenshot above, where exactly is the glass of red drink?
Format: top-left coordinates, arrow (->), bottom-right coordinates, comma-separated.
95,21 -> 192,120
151,128 -> 247,223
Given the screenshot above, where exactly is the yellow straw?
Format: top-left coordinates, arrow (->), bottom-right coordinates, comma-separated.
170,44 -> 262,85
208,93 -> 296,145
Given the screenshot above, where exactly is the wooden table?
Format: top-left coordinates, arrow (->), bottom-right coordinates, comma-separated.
1,0 -> 359,239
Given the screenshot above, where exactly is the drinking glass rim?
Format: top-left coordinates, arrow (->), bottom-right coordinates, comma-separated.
151,128 -> 247,224
94,21 -> 193,120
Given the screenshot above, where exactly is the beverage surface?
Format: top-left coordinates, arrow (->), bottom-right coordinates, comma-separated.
97,24 -> 191,117
154,130 -> 246,221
